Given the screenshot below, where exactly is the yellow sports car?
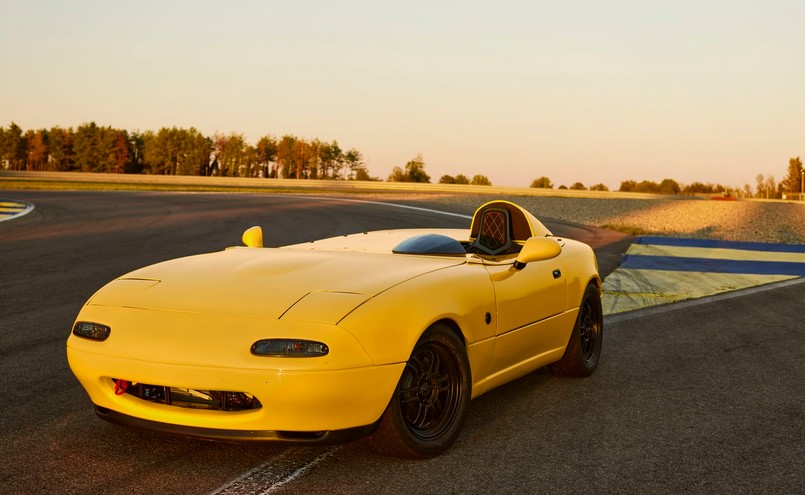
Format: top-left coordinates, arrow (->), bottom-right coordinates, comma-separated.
67,200 -> 603,458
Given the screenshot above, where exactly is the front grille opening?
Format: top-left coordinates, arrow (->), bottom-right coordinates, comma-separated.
113,379 -> 262,411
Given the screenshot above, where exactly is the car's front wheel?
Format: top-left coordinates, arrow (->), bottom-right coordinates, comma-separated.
370,323 -> 470,458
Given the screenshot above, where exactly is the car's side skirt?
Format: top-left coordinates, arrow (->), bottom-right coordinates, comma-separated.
472,309 -> 578,395
473,347 -> 567,396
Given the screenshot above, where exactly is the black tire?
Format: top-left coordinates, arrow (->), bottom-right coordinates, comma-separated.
369,323 -> 471,458
551,283 -> 604,377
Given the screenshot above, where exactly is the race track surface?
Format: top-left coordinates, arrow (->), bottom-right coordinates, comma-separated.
1,190 -> 801,495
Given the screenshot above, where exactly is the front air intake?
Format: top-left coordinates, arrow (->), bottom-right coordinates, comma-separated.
113,379 -> 262,411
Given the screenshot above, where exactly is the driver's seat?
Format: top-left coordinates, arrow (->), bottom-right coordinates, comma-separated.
469,207 -> 512,255
468,200 -> 554,256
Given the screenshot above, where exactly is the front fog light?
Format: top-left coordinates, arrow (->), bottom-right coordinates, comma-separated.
72,321 -> 111,341
251,339 -> 329,357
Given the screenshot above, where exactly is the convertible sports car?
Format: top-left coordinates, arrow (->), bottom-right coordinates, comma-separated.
67,200 -> 603,458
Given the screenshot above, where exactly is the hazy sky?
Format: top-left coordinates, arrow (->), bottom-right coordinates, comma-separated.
2,1 -> 803,189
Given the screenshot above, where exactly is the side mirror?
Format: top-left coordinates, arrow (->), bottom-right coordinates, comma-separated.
513,237 -> 561,270
242,226 -> 264,248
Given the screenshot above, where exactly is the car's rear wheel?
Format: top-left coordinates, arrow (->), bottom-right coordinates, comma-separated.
370,323 -> 470,458
551,283 -> 603,377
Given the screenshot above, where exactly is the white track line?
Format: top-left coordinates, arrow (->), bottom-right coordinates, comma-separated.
283,194 -> 474,220
0,200 -> 35,222
338,199 -> 473,220
210,446 -> 340,495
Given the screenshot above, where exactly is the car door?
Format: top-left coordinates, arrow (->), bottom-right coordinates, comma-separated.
484,255 -> 568,378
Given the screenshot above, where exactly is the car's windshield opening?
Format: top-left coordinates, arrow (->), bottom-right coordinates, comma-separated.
392,234 -> 467,256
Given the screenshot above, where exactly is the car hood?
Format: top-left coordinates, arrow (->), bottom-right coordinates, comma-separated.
88,246 -> 466,319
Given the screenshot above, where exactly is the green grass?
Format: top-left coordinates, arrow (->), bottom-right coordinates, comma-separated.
0,171 -> 670,200
0,178 -> 429,196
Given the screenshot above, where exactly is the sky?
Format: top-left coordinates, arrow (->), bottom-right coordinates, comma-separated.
1,0 -> 803,190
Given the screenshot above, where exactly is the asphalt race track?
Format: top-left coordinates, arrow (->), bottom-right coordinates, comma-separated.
1,190 -> 802,495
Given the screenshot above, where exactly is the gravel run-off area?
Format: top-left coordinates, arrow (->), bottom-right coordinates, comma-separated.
369,193 -> 805,245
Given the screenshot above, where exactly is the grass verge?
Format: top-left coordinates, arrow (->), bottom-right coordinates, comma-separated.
0,178 -> 434,196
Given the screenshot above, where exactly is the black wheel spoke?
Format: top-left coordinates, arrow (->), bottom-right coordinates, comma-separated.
408,355 -> 426,377
400,341 -> 461,435
412,403 -> 431,429
432,397 -> 444,416
385,325 -> 470,456
436,374 -> 450,392
400,385 -> 419,403
428,352 -> 440,374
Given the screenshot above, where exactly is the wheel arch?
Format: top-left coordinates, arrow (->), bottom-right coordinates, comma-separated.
432,318 -> 466,346
587,274 -> 602,291
337,266 -> 496,366
560,239 -> 602,309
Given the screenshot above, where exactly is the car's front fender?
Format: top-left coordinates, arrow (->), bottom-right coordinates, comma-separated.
338,262 -> 496,371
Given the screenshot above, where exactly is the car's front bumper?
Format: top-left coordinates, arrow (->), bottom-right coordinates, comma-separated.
94,406 -> 379,444
67,346 -> 404,434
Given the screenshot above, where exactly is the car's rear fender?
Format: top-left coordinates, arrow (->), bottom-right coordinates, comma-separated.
559,239 -> 601,308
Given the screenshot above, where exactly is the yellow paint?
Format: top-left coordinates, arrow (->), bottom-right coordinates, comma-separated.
602,268 -> 795,314
484,262 -> 567,334
67,346 -> 404,431
281,291 -> 370,324
241,226 -> 263,248
628,243 -> 805,263
515,236 -> 562,264
477,310 -> 577,395
67,201 -> 599,435
0,201 -> 31,220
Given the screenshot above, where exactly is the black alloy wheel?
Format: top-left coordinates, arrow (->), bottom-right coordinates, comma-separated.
551,283 -> 604,377
578,295 -> 600,365
369,324 -> 470,458
398,338 -> 462,439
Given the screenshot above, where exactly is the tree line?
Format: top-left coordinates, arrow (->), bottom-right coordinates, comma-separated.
2,122 -> 801,197
0,122 -> 371,180
386,153 -> 492,185
529,157 -> 804,199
